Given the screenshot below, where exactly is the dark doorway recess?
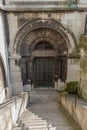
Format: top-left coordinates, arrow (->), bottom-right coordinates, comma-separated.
34,57 -> 54,88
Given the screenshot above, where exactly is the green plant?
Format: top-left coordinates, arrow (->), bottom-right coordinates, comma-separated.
66,81 -> 78,94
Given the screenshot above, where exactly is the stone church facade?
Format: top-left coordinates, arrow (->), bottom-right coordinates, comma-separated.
0,1 -> 87,130
0,0 -> 87,101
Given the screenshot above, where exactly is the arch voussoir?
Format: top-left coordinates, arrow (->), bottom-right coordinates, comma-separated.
14,19 -> 76,54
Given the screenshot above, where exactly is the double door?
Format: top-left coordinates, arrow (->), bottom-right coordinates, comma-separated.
34,58 -> 54,87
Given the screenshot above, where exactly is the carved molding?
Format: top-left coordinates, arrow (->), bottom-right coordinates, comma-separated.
13,18 -> 76,54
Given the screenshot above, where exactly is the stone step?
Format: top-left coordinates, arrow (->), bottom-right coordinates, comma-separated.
19,120 -> 75,124
13,89 -> 81,130
19,122 -> 48,126
21,126 -> 51,129
13,127 -> 22,130
26,128 -> 48,130
20,116 -> 41,119
21,115 -> 71,118
14,127 -> 80,130
19,119 -> 47,122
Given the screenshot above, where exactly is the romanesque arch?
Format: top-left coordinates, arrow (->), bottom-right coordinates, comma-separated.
12,19 -> 77,89
13,19 -> 76,54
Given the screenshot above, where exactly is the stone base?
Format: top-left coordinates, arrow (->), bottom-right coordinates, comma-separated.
55,80 -> 65,91
24,84 -> 32,92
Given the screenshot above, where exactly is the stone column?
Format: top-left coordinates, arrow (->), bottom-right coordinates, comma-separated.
9,54 -> 23,95
29,57 -> 34,89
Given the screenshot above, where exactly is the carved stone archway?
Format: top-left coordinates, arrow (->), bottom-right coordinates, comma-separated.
14,19 -> 76,54
10,19 -> 77,93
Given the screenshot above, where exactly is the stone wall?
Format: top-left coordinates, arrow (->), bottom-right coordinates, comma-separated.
67,59 -> 80,82
7,12 -> 86,41
4,0 -> 87,8
61,94 -> 87,130
79,35 -> 87,99
0,0 -> 87,95
0,56 -> 7,104
0,92 -> 28,130
7,11 -> 83,93
0,12 -> 12,97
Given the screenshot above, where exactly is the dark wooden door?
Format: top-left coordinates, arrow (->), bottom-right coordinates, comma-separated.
34,58 -> 54,87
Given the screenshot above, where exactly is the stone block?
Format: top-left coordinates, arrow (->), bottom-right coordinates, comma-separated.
67,64 -> 80,82
55,80 -> 65,91
10,71 -> 21,78
10,64 -> 20,71
12,87 -> 23,95
23,84 -> 32,92
12,82 -> 23,94
11,75 -> 22,82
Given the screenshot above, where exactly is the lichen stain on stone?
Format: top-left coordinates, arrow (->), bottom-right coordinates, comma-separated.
79,35 -> 87,99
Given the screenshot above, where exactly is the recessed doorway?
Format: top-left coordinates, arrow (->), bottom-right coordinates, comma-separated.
34,57 -> 54,88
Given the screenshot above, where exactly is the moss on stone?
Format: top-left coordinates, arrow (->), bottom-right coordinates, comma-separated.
65,0 -> 77,8
68,53 -> 80,59
80,58 -> 87,74
79,38 -> 87,99
66,81 -> 78,94
79,35 -> 87,50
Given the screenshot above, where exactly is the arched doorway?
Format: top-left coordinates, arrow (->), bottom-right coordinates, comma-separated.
12,19 -> 76,92
19,28 -> 68,88
33,41 -> 54,87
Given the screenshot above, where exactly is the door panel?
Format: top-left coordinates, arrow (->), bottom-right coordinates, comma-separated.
34,58 -> 54,87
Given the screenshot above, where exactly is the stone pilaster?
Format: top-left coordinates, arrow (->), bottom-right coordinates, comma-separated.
9,54 -> 23,94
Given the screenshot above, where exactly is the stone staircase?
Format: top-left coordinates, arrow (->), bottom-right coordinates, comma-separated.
13,88 -> 81,130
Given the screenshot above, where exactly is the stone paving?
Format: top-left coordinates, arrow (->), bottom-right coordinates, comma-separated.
13,88 -> 81,130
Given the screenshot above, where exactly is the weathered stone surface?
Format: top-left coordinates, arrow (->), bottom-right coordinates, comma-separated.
8,17 -> 77,93
67,59 -> 80,82
79,49 -> 87,99
79,35 -> 87,50
78,35 -> 87,99
0,12 -> 12,97
61,93 -> 87,130
0,0 -> 87,97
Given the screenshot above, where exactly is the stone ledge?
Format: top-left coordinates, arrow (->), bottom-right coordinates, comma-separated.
60,93 -> 87,130
1,5 -> 87,12
68,53 -> 80,59
10,1 -> 69,5
0,4 -> 5,11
